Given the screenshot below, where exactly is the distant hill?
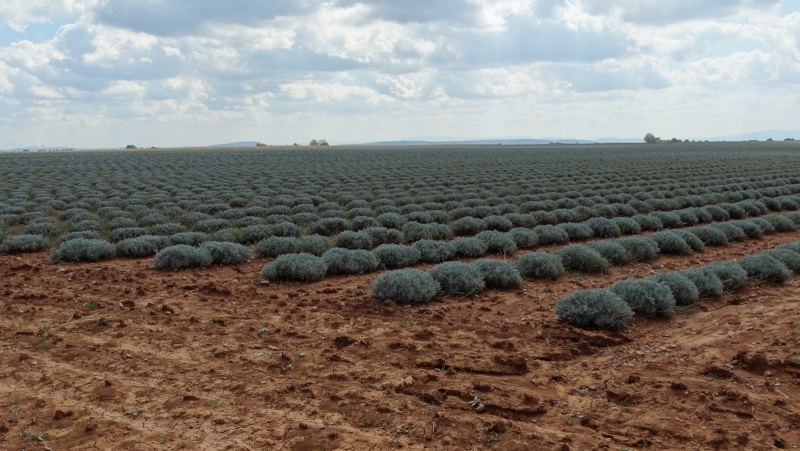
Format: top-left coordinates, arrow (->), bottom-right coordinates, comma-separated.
365,138 -> 600,146
208,141 -> 263,147
4,129 -> 798,151
593,137 -> 643,144
5,146 -> 89,152
709,129 -> 800,141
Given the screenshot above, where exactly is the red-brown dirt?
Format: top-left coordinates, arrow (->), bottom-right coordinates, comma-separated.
1,232 -> 799,450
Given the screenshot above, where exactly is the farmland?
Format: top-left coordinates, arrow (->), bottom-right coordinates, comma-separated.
1,142 -> 800,449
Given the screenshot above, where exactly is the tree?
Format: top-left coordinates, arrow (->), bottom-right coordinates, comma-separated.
643,133 -> 660,144
309,139 -> 319,146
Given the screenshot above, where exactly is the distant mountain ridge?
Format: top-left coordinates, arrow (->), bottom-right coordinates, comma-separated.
5,146 -> 90,151
207,141 -> 262,147
708,129 -> 800,141
4,129 -> 799,151
364,137 -> 643,145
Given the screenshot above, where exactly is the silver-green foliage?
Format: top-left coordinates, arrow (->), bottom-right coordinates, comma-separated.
413,239 -> 455,263
261,253 -> 328,282
335,231 -> 373,250
50,238 -> 116,263
738,254 -> 793,283
23,221 -> 61,237
200,241 -> 250,265
310,217 -> 350,236
451,237 -> 488,258
470,259 -> 522,289
428,261 -> 485,296
557,222 -> 594,241
670,229 -> 705,251
764,214 -> 797,232
631,214 -> 663,231
704,261 -> 748,290
299,234 -> 330,256
372,244 -> 421,269
680,267 -> 724,298
109,227 -> 148,243
507,227 -> 538,249
617,237 -> 659,261
767,247 -> 800,273
649,273 -> 699,306
372,269 -> 439,305
557,246 -> 610,272
709,223 -> 747,242
475,230 -> 518,256
1,234 -> 49,254
57,231 -> 101,243
514,252 -> 565,280
255,237 -> 301,258
533,225 -> 569,245
587,241 -> 629,265
731,221 -> 764,239
584,217 -> 622,238
451,216 -> 487,236
116,235 -> 169,258
687,227 -> 728,246
402,221 -> 438,242
322,248 -> 378,275
611,217 -> 642,235
153,245 -> 214,271
648,231 -> 693,255
169,232 -> 208,246
554,289 -> 634,330
363,227 -> 404,246
610,279 -> 676,317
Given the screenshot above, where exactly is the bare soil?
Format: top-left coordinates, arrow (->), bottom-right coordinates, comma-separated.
1,232 -> 799,450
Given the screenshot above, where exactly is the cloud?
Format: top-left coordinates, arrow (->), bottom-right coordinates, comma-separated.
555,59 -> 669,92
584,0 -> 781,25
0,0 -> 799,148
448,17 -> 630,67
0,1 -> 102,31
335,0 -> 482,24
94,0 -> 313,36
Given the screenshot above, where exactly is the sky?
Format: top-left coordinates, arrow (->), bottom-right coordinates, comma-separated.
0,0 -> 799,148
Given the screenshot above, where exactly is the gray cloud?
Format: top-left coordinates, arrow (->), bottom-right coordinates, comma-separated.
449,17 -> 630,66
554,62 -> 669,92
95,0 -> 315,36
585,0 -> 780,25
244,45 -> 363,74
335,0 -> 481,24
